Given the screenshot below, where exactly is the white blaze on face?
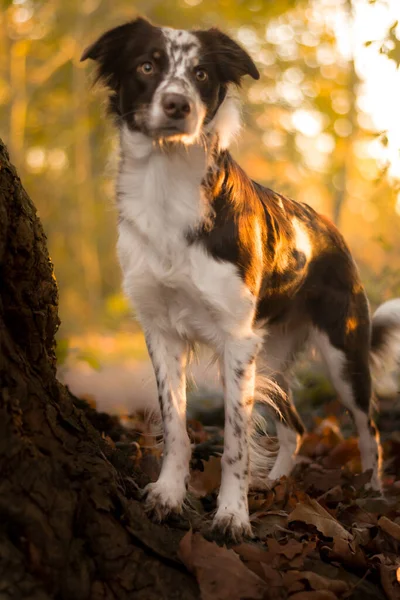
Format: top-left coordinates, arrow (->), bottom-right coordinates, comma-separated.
148,27 -> 206,143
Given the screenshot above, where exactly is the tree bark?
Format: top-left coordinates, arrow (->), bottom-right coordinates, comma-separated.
0,139 -> 199,600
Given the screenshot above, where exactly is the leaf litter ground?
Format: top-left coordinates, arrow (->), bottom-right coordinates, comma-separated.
74,389 -> 400,600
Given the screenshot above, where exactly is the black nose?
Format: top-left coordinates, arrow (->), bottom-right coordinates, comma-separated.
162,93 -> 191,119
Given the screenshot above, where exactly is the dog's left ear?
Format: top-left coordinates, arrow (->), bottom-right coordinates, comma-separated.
195,27 -> 260,84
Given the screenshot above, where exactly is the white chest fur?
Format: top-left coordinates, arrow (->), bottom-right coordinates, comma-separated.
116,127 -> 255,348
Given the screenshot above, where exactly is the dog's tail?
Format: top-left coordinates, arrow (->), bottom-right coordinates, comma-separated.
249,373 -> 285,488
370,298 -> 400,397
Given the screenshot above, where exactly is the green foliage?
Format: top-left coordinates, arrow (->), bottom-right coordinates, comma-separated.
381,20 -> 400,68
56,337 -> 102,370
366,19 -> 400,68
55,337 -> 70,366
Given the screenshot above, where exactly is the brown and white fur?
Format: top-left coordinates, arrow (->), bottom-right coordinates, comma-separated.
81,18 -> 400,541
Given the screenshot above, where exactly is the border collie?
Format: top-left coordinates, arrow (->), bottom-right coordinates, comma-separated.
82,18 -> 400,541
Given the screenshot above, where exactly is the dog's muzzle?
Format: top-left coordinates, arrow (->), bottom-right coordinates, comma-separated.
162,93 -> 192,120
148,83 -> 204,141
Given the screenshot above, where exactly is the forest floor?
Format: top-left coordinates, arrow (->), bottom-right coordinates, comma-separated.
71,371 -> 400,600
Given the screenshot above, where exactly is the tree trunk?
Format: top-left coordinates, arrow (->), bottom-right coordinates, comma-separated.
0,139 -> 199,600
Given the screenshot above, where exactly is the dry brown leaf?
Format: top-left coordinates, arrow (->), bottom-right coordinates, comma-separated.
286,489 -> 309,512
352,526 -> 373,546
179,531 -> 268,600
321,536 -> 368,570
273,478 -> 290,504
250,510 -> 288,538
378,516 -> 400,542
189,456 -> 221,497
283,569 -> 349,597
297,570 -> 349,594
235,539 -> 316,576
379,563 -> 400,600
289,592 -> 338,600
288,497 -> 352,541
268,538 -> 307,560
299,433 -> 323,457
241,560 -> 269,581
233,542 -> 271,564
248,490 -> 275,512
187,419 -> 210,444
260,563 -> 283,585
302,467 -> 342,493
137,452 -> 161,482
322,438 -> 360,469
318,485 -> 344,504
336,503 -> 378,529
356,497 -> 395,514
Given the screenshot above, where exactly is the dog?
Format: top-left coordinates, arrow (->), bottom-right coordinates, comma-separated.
81,17 -> 400,541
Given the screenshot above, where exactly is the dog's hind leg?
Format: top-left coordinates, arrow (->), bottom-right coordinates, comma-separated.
310,289 -> 382,491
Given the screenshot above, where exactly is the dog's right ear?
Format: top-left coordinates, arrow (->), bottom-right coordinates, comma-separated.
80,18 -> 155,89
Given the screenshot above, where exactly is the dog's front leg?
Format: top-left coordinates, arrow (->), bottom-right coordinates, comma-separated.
213,334 -> 260,541
143,327 -> 191,519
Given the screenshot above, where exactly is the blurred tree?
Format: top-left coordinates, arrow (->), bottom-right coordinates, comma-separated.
0,0 -> 399,338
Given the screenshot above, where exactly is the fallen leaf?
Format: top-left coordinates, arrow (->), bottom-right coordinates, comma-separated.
284,570 -> 349,594
299,433 -> 323,457
378,516 -> 400,542
248,491 -> 275,512
356,497 -> 395,514
189,456 -> 221,497
179,530 -> 269,600
318,485 -> 344,505
289,592 -> 338,600
179,528 -> 195,572
352,526 -> 373,546
250,510 -> 288,538
379,563 -> 400,600
233,542 -> 271,564
259,565 -> 287,598
343,468 -> 373,490
235,539 -> 316,574
268,538 -> 307,560
322,438 -> 360,469
137,452 -> 161,482
321,536 -> 368,570
271,478 -> 291,508
301,467 -> 342,493
187,419 -> 210,444
288,497 -> 352,541
336,504 -> 378,528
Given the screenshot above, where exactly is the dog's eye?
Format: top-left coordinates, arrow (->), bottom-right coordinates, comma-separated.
195,68 -> 208,82
138,62 -> 154,76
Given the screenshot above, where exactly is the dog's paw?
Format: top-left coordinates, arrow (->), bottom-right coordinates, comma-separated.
143,480 -> 186,521
211,510 -> 253,544
365,476 -> 383,494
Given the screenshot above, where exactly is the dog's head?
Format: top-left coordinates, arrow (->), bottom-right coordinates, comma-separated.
81,18 -> 259,144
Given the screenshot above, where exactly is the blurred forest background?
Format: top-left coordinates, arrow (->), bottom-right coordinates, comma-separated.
1,0 -> 399,412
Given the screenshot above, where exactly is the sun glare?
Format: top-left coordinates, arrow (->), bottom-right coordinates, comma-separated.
340,0 -> 400,179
